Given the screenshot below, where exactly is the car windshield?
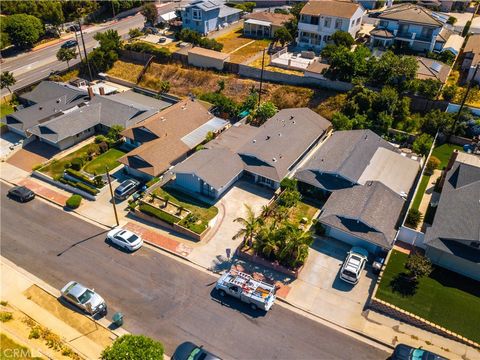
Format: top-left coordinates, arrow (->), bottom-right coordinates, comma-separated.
411,348 -> 425,360
78,289 -> 94,304
188,348 -> 206,360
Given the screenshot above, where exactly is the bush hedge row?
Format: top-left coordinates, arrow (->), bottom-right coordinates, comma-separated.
139,203 -> 179,225
124,42 -> 171,62
59,177 -> 99,195
65,168 -> 102,188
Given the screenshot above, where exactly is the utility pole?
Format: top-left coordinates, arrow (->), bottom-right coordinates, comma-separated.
74,30 -> 83,62
258,47 -> 266,107
78,20 -> 93,81
106,167 -> 120,227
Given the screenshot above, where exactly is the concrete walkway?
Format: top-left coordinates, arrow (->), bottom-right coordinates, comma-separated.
1,256 -> 127,360
417,169 -> 442,230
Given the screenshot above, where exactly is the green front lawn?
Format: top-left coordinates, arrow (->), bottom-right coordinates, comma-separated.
411,174 -> 430,211
0,101 -> 14,118
83,148 -> 126,175
288,201 -> 319,226
153,186 -> 218,232
431,144 -> 463,169
39,143 -> 100,178
377,250 -> 480,343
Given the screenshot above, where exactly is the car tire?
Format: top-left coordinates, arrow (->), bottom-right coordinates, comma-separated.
218,289 -> 226,297
250,303 -> 257,310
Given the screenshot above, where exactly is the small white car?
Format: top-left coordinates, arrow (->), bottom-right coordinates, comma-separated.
107,228 -> 143,251
339,247 -> 369,285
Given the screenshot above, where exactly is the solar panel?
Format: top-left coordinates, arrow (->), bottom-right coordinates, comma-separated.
430,61 -> 442,73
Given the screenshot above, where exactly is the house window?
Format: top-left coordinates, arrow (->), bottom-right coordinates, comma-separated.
335,18 -> 343,29
324,17 -> 331,28
379,20 -> 388,28
310,16 -> 319,25
192,9 -> 201,21
356,18 -> 361,25
421,27 -> 433,39
257,176 -> 274,187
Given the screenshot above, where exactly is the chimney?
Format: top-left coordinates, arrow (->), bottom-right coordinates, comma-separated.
99,86 -> 105,96
87,86 -> 94,99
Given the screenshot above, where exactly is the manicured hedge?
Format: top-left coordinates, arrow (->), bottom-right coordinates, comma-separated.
64,168 -> 102,188
59,177 -> 99,195
66,194 -> 82,209
139,203 -> 179,225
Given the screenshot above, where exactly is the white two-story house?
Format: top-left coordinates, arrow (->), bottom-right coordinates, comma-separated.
369,3 -> 447,53
297,0 -> 365,51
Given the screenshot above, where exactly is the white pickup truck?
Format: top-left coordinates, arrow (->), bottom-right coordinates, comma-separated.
215,270 -> 276,311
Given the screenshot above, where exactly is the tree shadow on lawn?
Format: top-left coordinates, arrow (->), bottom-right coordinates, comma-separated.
389,272 -> 419,297
428,267 -> 480,297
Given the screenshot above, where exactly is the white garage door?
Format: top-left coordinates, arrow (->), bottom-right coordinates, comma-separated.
326,226 -> 380,255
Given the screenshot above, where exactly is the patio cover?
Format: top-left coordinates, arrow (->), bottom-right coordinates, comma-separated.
245,19 -> 271,27
442,34 -> 464,55
160,11 -> 176,22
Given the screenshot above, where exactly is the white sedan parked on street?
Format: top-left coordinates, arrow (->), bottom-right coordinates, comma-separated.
339,247 -> 369,285
107,228 -> 143,251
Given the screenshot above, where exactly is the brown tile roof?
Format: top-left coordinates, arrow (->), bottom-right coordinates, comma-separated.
244,12 -> 293,27
370,28 -> 394,38
416,56 -> 451,84
300,0 -> 362,19
119,99 -> 215,176
378,3 -> 443,26
188,46 -> 230,60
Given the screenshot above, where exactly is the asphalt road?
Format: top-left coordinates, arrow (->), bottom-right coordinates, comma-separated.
0,183 -> 389,360
1,13 -> 145,92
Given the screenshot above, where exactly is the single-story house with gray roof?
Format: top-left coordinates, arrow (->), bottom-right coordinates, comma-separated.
18,81 -> 87,106
3,81 -> 159,150
173,108 -> 332,199
318,181 -> 406,254
424,152 -> 480,281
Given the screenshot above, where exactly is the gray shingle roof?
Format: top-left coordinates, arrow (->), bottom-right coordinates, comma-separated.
319,181 -> 405,249
295,130 -> 396,189
425,157 -> 480,259
377,3 -> 443,26
175,148 -> 245,190
20,81 -> 87,104
238,108 -> 331,182
110,90 -> 171,111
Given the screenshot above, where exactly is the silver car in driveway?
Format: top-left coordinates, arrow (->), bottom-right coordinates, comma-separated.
339,247 -> 369,285
107,228 -> 143,251
60,281 -> 107,316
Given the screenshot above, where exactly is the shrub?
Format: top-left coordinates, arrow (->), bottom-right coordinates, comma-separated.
280,178 -> 297,191
70,157 -> 83,171
425,156 -> 441,175
124,42 -> 171,62
139,203 -> 179,224
405,253 -> 433,280
59,176 -> 100,195
95,135 -> 108,144
447,16 -> 457,25
66,194 -> 82,209
102,335 -> 164,360
277,189 -> 301,208
0,312 -> 13,322
146,177 -> 160,188
406,208 -> 423,228
65,168 -> 101,188
128,28 -> 143,39
98,141 -> 109,153
29,327 -> 41,339
442,84 -> 457,102
412,134 -> 433,156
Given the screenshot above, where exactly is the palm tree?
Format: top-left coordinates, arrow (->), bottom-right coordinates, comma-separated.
0,71 -> 16,95
260,204 -> 271,218
278,225 -> 313,268
232,204 -> 263,248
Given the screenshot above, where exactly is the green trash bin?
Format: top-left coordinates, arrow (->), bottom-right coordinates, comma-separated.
112,312 -> 124,327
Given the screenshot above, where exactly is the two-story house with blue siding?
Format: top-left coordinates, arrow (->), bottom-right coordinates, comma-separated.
296,0 -> 365,51
369,3 -> 448,53
181,0 -> 242,35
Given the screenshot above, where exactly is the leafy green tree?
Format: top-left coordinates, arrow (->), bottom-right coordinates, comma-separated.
425,156 -> 440,175
0,71 -> 16,94
94,30 -> 122,53
414,78 -> 442,100
325,45 -> 370,82
141,2 -> 158,25
87,30 -> 122,73
56,48 -> 77,70
369,51 -> 418,90
412,134 -> 433,156
199,92 -> 238,118
62,0 -> 98,22
420,109 -> 455,135
107,125 -> 124,141
5,14 -> 44,49
273,27 -> 293,47
405,253 -> 432,280
254,101 -> 277,125
101,335 -> 164,360
442,84 -> 457,102
240,90 -> 258,112
331,112 -> 354,130
128,28 -> 143,39
277,189 -> 301,208
234,2 -> 256,12
331,30 -> 354,48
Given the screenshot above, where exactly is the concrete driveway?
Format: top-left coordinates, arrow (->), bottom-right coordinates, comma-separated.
7,140 -> 59,172
286,236 -> 377,329
187,180 -> 273,270
0,131 -> 23,159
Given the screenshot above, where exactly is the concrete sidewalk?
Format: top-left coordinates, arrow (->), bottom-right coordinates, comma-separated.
1,257 -> 128,360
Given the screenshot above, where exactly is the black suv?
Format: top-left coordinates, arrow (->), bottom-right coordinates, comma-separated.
7,186 -> 35,202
